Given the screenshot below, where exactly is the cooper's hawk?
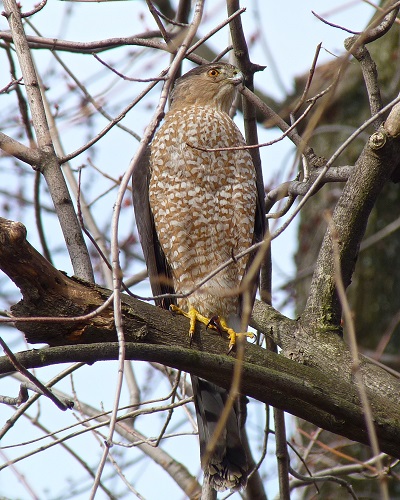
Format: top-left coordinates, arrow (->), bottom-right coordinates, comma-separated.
133,63 -> 263,492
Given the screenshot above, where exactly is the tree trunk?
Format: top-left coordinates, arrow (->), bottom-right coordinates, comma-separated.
292,9 -> 400,498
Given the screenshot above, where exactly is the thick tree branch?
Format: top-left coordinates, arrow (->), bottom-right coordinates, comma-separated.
0,217 -> 400,459
1,340 -> 400,459
303,123 -> 400,329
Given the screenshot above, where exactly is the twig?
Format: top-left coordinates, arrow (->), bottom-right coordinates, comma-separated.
186,7 -> 246,56
362,0 -> 400,25
149,4 -> 188,27
24,19 -> 142,153
92,53 -> 166,82
4,44 -> 31,139
361,214 -> 400,251
0,449 -> 40,499
146,0 -> 171,44
0,380 -> 73,409
0,30 -> 173,54
373,310 -> 400,361
20,0 -> 47,18
1,397 -> 192,468
108,450 -> 146,499
0,76 -> 22,93
270,92 -> 400,243
290,451 -> 390,488
297,427 -> 378,472
0,292 -> 115,325
212,44 -> 233,62
247,404 -> 270,481
153,372 -> 181,447
291,42 -> 323,117
4,371 -> 192,451
25,410 -> 118,499
239,86 -> 316,159
312,10 -> 361,34
0,363 -> 84,440
0,337 -> 73,411
289,463 -> 358,499
188,83 -> 329,154
299,427 -> 324,471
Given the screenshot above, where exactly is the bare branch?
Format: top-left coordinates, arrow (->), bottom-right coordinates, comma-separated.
240,86 -> 319,164
0,30 -> 169,53
311,10 -> 361,35
0,380 -> 73,409
0,336 -> 74,411
0,132 -> 42,165
19,0 -> 47,18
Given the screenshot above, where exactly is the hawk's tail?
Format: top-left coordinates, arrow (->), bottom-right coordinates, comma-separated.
191,375 -> 248,492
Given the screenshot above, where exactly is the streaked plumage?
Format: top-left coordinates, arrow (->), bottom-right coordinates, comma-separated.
149,64 -> 256,331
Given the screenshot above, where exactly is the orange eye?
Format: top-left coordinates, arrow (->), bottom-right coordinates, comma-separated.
207,68 -> 220,77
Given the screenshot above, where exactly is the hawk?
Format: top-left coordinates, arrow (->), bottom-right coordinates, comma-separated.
133,62 -> 264,492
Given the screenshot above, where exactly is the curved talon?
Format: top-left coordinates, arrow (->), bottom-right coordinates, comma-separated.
170,305 -> 215,343
227,331 -> 255,353
169,305 -> 254,352
169,304 -> 178,315
206,315 -> 221,333
217,317 -> 255,353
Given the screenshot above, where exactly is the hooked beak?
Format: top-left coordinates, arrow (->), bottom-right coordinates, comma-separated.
229,71 -> 244,85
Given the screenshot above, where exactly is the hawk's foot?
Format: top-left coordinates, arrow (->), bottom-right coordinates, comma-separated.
210,317 -> 255,353
169,305 -> 217,344
169,306 -> 254,351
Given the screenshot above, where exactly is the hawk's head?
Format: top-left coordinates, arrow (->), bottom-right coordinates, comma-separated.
170,63 -> 243,113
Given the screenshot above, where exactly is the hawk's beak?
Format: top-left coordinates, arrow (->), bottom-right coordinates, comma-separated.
229,71 -> 244,85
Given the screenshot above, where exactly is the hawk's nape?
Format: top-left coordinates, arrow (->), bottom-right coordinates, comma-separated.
133,63 -> 263,493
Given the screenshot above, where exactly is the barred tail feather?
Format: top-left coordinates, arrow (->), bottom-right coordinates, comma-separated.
191,375 -> 248,492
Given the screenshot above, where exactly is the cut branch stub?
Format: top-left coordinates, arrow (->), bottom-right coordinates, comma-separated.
0,218 -> 116,344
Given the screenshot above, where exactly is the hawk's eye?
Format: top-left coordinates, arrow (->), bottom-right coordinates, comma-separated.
207,69 -> 220,77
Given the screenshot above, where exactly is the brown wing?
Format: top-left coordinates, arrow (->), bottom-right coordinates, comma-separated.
131,146 -> 175,309
240,159 -> 270,311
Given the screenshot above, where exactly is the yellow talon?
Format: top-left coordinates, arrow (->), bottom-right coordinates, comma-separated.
170,305 -> 217,342
218,317 -> 255,352
169,305 -> 254,351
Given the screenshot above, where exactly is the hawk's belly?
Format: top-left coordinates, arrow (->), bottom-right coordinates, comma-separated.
149,105 -> 256,317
